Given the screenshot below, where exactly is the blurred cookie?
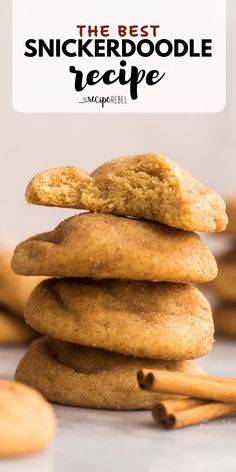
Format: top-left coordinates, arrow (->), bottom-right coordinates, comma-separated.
25,153 -> 227,232
0,251 -> 43,316
0,378 -> 56,457
214,303 -> 236,338
209,249 -> 236,300
225,198 -> 236,234
11,213 -> 217,282
0,309 -> 36,344
16,337 -> 205,410
26,279 -> 214,360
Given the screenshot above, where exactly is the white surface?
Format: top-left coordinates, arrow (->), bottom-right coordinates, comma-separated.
1,339 -> 236,471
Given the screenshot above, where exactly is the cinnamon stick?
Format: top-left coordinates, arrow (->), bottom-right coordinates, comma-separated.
153,401 -> 236,430
137,370 -> 236,403
152,398 -> 206,421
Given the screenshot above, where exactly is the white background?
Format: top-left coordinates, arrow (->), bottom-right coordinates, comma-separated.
12,0 -> 225,112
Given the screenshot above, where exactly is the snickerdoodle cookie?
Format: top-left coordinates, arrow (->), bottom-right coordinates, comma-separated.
208,249 -> 236,300
0,379 -> 56,457
225,198 -> 236,234
11,213 -> 217,282
0,251 -> 43,316
25,279 -> 214,360
0,309 -> 36,344
214,303 -> 236,338
25,153 -> 227,232
16,337 -> 205,410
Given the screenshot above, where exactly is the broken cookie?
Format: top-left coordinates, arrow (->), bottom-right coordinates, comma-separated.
25,153 -> 228,232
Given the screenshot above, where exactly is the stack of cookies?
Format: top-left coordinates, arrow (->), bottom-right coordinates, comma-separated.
12,153 -> 227,410
0,251 -> 41,345
208,198 -> 236,338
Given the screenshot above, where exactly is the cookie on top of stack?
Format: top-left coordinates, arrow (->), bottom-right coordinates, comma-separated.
0,252 -> 42,345
12,153 -> 227,410
208,198 -> 236,338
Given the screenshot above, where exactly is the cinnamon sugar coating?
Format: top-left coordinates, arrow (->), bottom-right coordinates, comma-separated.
25,278 -> 214,360
25,153 -> 228,232
15,337 -> 205,410
11,213 -> 217,282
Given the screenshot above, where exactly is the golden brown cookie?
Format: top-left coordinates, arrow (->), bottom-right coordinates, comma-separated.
0,251 -> 43,316
0,378 -> 56,457
25,279 -> 214,360
11,213 -> 217,282
225,198 -> 236,234
0,308 -> 36,345
208,249 -> 236,300
214,303 -> 236,338
16,337 -> 205,410
25,153 -> 227,232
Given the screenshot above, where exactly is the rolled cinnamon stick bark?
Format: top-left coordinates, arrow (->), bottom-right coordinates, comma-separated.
156,402 -> 236,429
152,398 -> 206,421
137,370 -> 236,403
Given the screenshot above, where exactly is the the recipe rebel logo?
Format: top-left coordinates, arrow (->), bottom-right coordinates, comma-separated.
12,0 -> 226,113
